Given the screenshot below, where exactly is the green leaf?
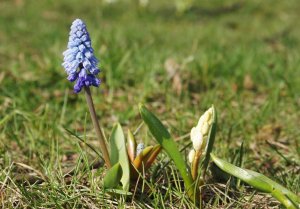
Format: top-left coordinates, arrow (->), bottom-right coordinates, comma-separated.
104,163 -> 122,189
245,169 -> 300,208
201,105 -> 217,178
105,189 -> 133,196
139,104 -> 198,202
211,154 -> 300,209
109,123 -> 130,191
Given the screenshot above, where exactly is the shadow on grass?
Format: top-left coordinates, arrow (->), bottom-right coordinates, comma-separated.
143,2 -> 244,21
101,2 -> 244,22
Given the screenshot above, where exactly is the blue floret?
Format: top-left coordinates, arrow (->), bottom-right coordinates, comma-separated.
62,19 -> 100,93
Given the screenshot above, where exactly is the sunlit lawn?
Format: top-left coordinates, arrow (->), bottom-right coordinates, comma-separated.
0,0 -> 299,208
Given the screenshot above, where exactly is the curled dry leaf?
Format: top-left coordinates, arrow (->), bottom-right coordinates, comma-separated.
164,58 -> 180,79
164,58 -> 182,95
172,73 -> 182,95
243,74 -> 256,91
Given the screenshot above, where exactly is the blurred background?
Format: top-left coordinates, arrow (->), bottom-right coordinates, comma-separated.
0,0 -> 299,202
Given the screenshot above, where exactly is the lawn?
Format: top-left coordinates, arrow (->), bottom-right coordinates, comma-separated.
0,0 -> 299,208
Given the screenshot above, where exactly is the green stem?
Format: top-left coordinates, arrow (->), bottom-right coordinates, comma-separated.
84,86 -> 111,168
191,150 -> 202,180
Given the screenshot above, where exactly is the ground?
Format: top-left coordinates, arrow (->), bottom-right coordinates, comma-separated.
0,0 -> 299,208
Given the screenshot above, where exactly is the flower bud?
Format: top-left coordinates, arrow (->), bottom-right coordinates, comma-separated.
136,143 -> 145,157
201,122 -> 210,136
198,109 -> 212,126
191,126 -> 203,150
190,107 -> 213,152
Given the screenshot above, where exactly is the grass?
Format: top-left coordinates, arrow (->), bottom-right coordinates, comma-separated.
0,0 -> 300,208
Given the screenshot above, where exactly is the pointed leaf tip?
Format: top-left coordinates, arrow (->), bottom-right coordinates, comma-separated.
127,129 -> 136,162
138,103 -> 144,110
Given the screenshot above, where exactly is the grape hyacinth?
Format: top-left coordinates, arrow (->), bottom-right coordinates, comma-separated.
62,19 -> 111,168
62,19 -> 100,93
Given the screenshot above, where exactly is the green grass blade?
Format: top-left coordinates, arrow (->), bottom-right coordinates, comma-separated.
236,142 -> 244,188
139,104 -> 198,202
109,123 -> 130,191
105,189 -> 133,196
104,163 -> 122,189
211,154 -> 300,209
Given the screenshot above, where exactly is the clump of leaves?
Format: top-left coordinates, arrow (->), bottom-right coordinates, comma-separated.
127,129 -> 161,180
103,123 -> 161,194
139,104 -> 300,208
139,104 -> 217,203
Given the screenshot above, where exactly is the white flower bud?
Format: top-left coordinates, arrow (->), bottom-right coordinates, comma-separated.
201,122 -> 210,136
188,149 -> 195,164
191,107 -> 214,151
191,126 -> 203,150
197,108 -> 212,127
197,115 -> 205,128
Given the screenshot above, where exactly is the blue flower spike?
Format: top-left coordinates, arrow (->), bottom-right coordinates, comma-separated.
62,19 -> 111,168
62,19 -> 100,93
